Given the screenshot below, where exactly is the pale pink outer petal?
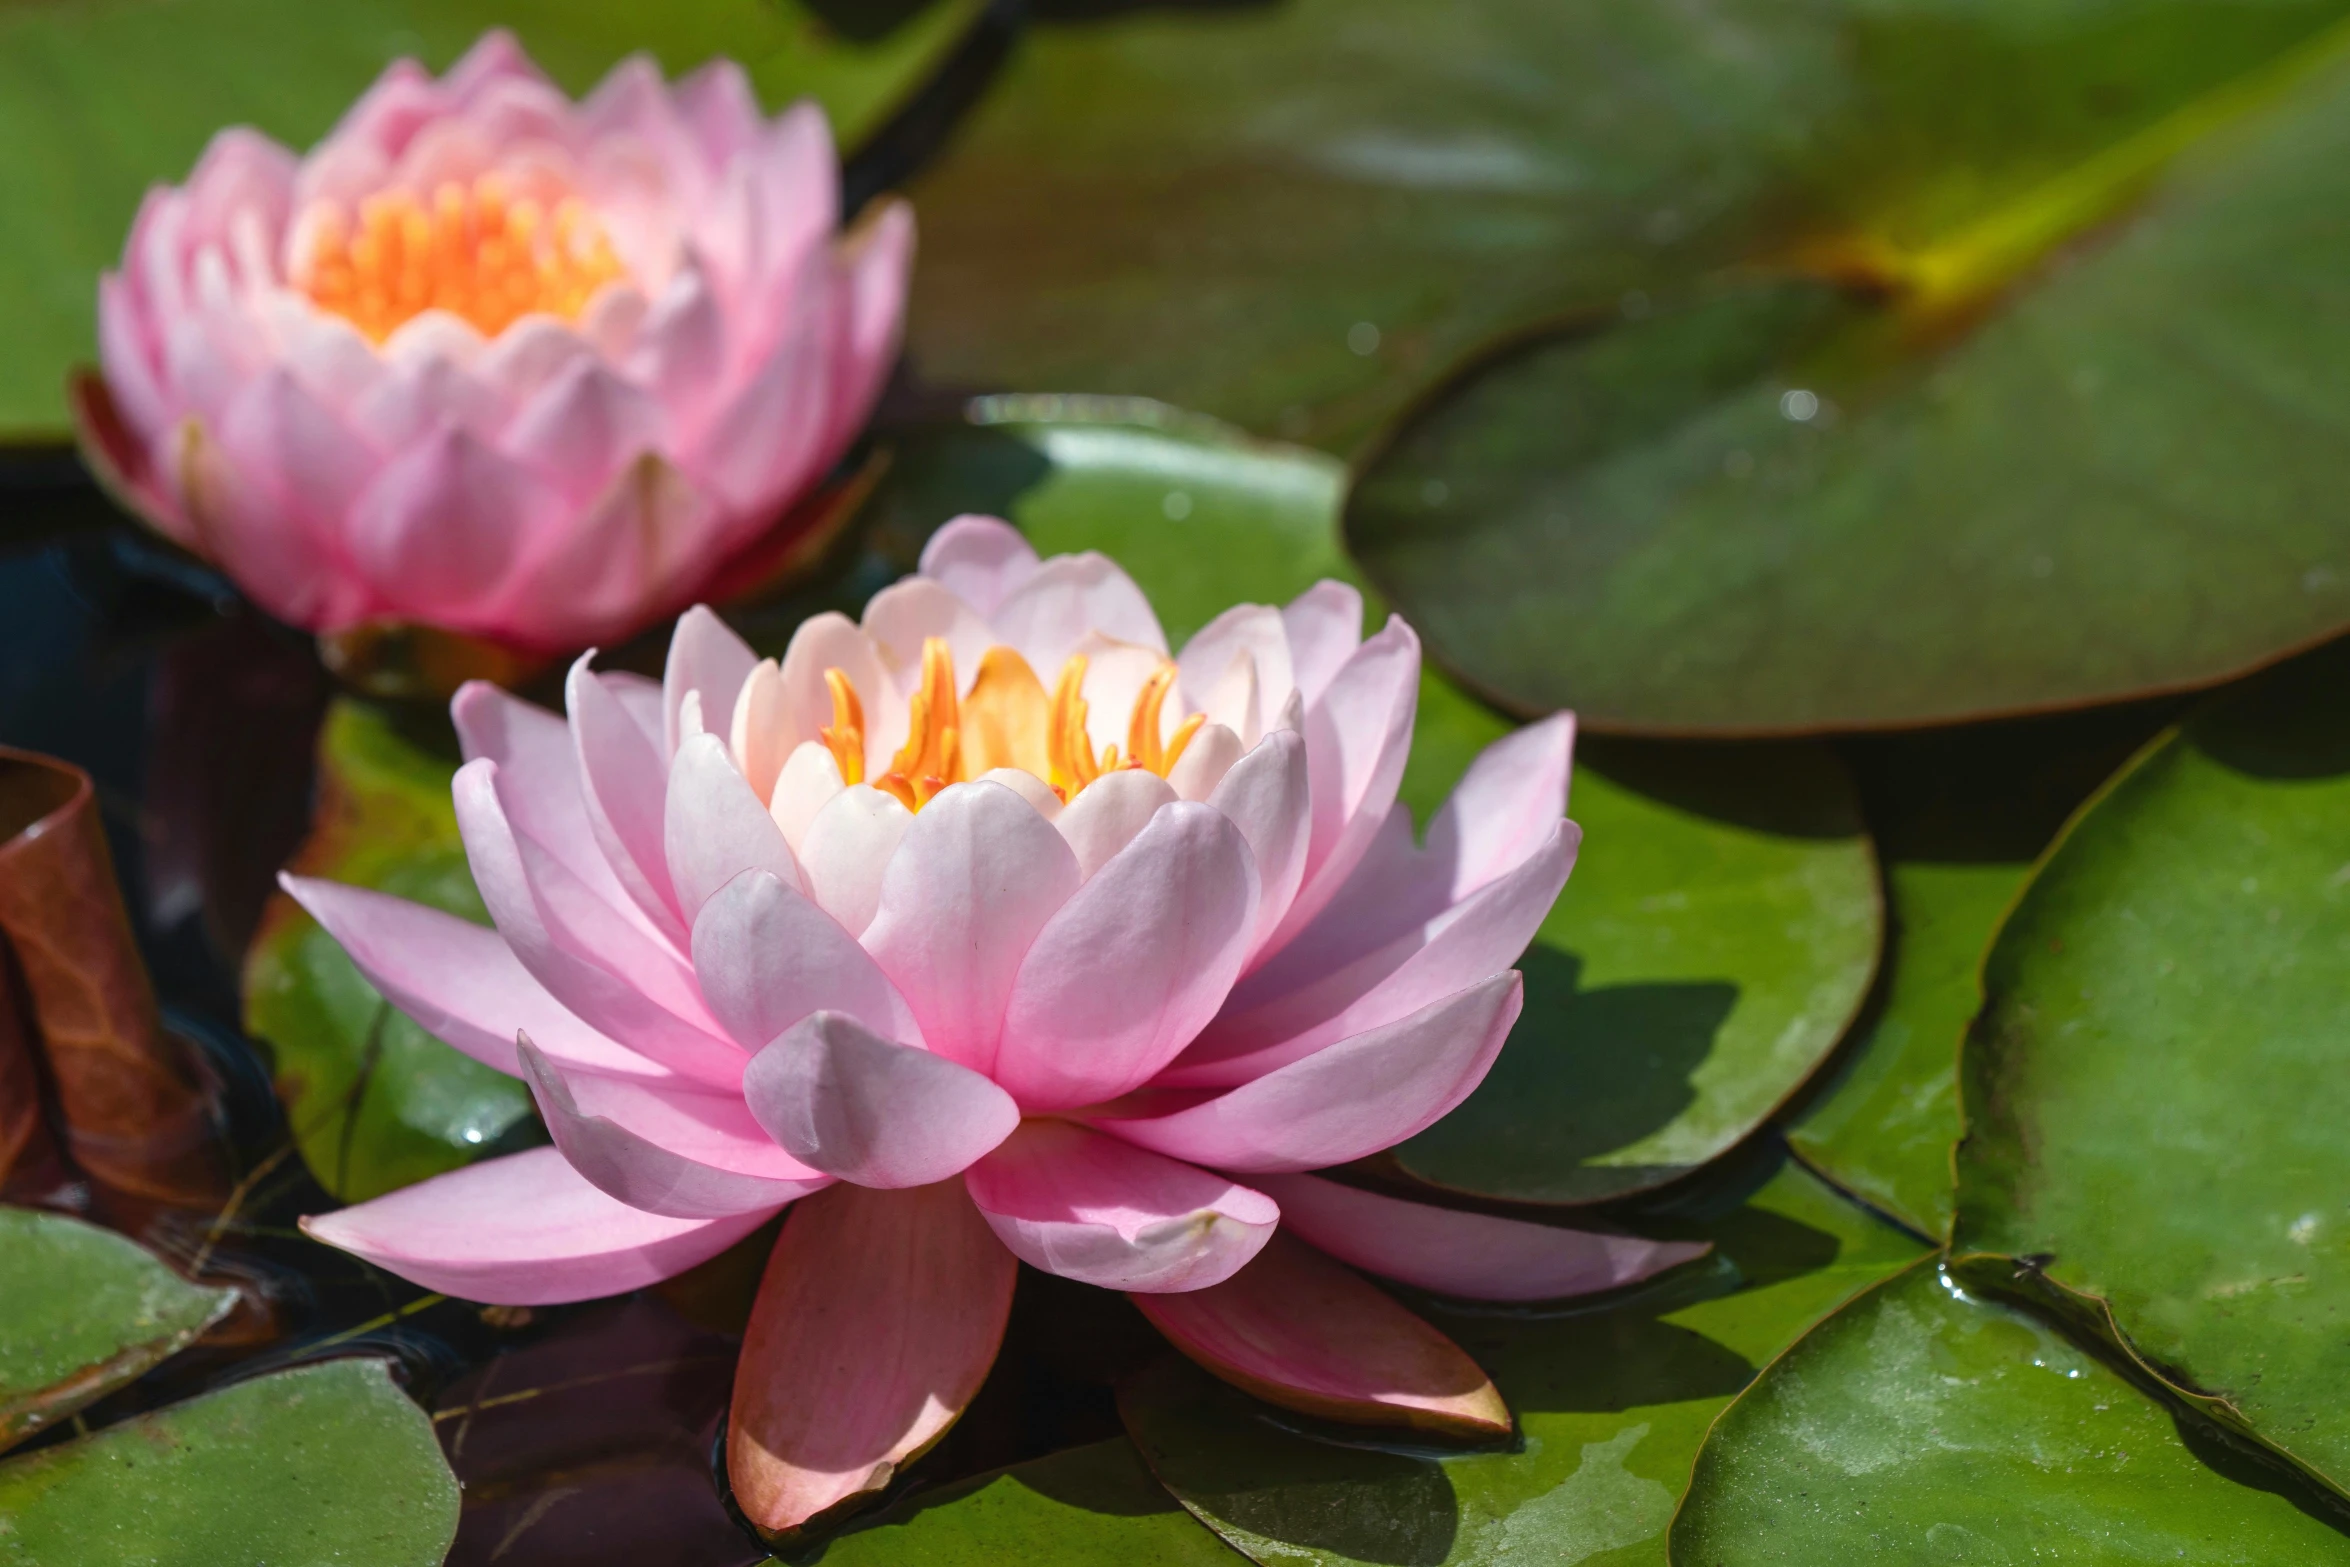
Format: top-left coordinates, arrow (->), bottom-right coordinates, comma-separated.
963,1120 -> 1276,1294
502,456 -> 719,651
917,514 -> 1039,616
1051,769 -> 1175,880
278,874 -> 666,1083
96,270 -> 172,479
994,802 -> 1258,1113
1264,616 -> 1420,956
690,869 -> 923,1050
862,780 -> 1081,1078
770,741 -> 847,854
1171,822 -> 1577,1087
1422,713 -> 1577,903
665,732 -> 802,922
796,783 -> 912,936
1281,580 -> 1365,706
452,681 -> 642,922
1131,1232 -> 1510,1439
734,613 -> 889,794
988,552 -> 1169,674
673,57 -> 764,169
301,1146 -> 775,1306
1101,972 -> 1523,1173
627,264 -> 727,438
213,368 -> 378,543
729,1181 -> 1016,1536
520,1037 -> 829,1219
176,418 -> 380,631
743,1011 -> 1020,1189
345,423 -> 568,625
346,354 -> 504,450
690,308 -> 830,520
664,605 -> 759,760
1165,722 -> 1244,803
454,759 -> 745,1087
568,656 -> 685,938
1207,730 -> 1312,956
1250,1174 -> 1709,1302
501,357 -> 670,503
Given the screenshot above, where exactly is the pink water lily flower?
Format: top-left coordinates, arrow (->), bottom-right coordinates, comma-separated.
84,30 -> 909,653
289,517 -> 1704,1537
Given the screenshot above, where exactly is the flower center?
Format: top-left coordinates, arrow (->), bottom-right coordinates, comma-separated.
293,175 -> 626,342
822,638 -> 1205,812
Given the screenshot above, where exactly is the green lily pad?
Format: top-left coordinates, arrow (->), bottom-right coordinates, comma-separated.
1787,706 -> 2176,1239
1954,639 -> 2350,1498
0,1208 -> 235,1454
0,1356 -> 459,1565
1348,10 -> 2350,734
1673,1258 -> 2350,1563
243,697 -> 537,1203
1395,679 -> 1881,1205
824,1437 -> 1240,1566
0,0 -> 984,439
1119,1160 -> 1924,1567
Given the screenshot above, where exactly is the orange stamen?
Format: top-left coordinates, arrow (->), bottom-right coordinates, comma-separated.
1127,664 -> 1179,773
1048,655 -> 1100,798
295,174 -> 626,342
821,668 -> 866,785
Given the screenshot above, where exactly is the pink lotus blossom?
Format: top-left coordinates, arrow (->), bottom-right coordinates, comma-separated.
288,517 -> 1704,1535
84,31 -> 909,652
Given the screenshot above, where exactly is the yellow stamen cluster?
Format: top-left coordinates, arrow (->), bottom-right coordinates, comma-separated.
820,638 -> 1205,812
295,175 -> 625,341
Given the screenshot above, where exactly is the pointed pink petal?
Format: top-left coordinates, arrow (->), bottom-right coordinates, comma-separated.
664,605 -> 759,759
1281,581 -> 1364,706
666,733 -> 801,923
176,415 -> 377,632
1133,1233 -> 1510,1438
627,264 -> 726,438
1210,730 -> 1312,958
989,552 -> 1168,674
280,874 -> 665,1083
1052,769 -> 1174,880
346,422 -> 566,625
744,1011 -> 1019,1188
1166,721 -> 1244,802
690,869 -> 922,1050
1103,972 -> 1523,1173
502,357 -> 670,503
503,457 -> 718,651
673,57 -> 763,168
215,367 -> 379,537
733,612 -> 888,793
825,195 -> 913,454
1265,616 -> 1420,957
964,1120 -> 1274,1294
795,783 -> 911,937
729,1181 -> 1015,1536
769,740 -> 847,854
1172,822 -> 1576,1087
455,759 -> 744,1087
1251,1174 -> 1708,1302
301,1146 -> 774,1305
452,680 -> 642,921
1424,713 -> 1577,903
995,802 -> 1256,1112
568,655 -> 685,938
520,1037 -> 826,1219
692,312 -> 828,517
917,514 -> 1038,615
863,781 -> 1080,1077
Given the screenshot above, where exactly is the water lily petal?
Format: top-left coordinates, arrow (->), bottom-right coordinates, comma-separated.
664,605 -> 759,759
744,1011 -> 1019,1188
568,655 -> 685,938
917,514 -> 1038,615
964,1120 -> 1275,1294
1133,1232 -> 1510,1438
1281,580 -> 1364,706
796,783 -> 913,936
691,869 -> 923,1050
990,551 -> 1168,674
666,732 -> 802,922
1250,1173 -> 1709,1302
728,1181 -> 1015,1536
301,1146 -> 775,1305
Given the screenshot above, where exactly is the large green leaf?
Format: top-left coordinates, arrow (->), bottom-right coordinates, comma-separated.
1347,9 -> 2350,733
1953,640 -> 2350,1497
825,1437 -> 1241,1566
0,1356 -> 459,1564
0,0 -> 983,439
1396,680 -> 1881,1205
1673,1259 -> 2350,1563
1787,706 -> 2175,1238
1120,1161 -> 1924,1567
0,1208 -> 235,1454
243,697 -> 536,1203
